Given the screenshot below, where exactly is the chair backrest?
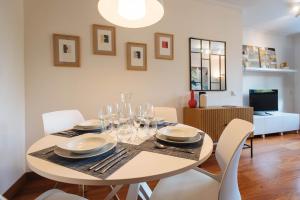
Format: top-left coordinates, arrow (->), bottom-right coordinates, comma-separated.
154,107 -> 178,123
216,119 -> 253,200
42,110 -> 85,135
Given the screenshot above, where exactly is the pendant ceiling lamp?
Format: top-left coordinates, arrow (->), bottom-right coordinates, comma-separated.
289,1 -> 300,17
293,5 -> 300,17
98,0 -> 164,28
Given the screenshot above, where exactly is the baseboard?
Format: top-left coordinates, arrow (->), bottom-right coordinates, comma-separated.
3,172 -> 35,199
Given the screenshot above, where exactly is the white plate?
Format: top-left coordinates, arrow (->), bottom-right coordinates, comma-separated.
54,142 -> 116,159
56,134 -> 107,154
155,133 -> 202,144
74,119 -> 101,130
158,125 -> 199,141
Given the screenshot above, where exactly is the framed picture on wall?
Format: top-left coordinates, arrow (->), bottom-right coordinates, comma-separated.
258,47 -> 268,68
242,45 -> 260,68
93,24 -> 116,56
266,48 -> 277,68
127,42 -> 147,71
259,47 -> 277,68
155,33 -> 174,60
53,34 -> 80,67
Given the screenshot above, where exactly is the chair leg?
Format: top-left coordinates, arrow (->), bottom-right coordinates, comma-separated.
78,185 -> 87,197
82,185 -> 87,197
53,182 -> 59,189
250,137 -> 253,158
138,190 -> 147,200
82,185 -> 85,197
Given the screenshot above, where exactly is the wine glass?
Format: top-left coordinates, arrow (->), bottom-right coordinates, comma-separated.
143,103 -> 155,135
134,105 -> 144,130
105,104 -> 120,142
105,104 -> 118,133
98,106 -> 109,131
133,105 -> 144,140
113,104 -> 120,125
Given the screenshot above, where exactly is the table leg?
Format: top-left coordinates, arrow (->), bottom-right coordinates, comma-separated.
250,137 -> 253,158
139,182 -> 152,200
104,185 -> 123,200
126,184 -> 141,200
126,182 -> 153,200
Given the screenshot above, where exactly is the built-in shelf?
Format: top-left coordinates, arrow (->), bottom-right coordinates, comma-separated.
244,67 -> 297,73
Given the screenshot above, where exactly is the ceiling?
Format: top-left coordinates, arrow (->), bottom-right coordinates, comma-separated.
213,0 -> 300,36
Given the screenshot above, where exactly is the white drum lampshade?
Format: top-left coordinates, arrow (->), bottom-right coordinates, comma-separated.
98,0 -> 164,28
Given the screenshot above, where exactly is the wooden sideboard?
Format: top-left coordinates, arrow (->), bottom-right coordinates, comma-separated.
183,106 -> 254,142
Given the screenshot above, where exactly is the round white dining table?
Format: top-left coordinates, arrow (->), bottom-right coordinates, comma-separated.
27,125 -> 214,200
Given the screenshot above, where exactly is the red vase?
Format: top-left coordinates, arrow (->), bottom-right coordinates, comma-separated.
188,91 -> 197,108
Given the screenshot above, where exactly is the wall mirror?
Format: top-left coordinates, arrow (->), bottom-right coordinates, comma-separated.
189,37 -> 227,91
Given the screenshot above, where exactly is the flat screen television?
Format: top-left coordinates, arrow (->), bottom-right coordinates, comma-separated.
249,89 -> 278,114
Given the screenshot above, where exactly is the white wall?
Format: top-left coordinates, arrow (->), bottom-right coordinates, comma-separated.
243,29 -> 295,112
0,0 -> 25,194
25,0 -> 243,149
292,34 -> 300,113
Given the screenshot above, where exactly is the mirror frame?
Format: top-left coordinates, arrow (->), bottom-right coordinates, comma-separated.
189,37 -> 227,91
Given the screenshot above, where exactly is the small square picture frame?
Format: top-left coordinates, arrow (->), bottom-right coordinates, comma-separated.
155,32 -> 174,60
53,34 -> 80,67
127,42 -> 147,71
93,24 -> 116,56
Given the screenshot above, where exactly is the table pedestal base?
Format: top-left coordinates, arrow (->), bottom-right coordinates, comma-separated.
104,185 -> 123,200
126,182 -> 152,200
104,182 -> 152,200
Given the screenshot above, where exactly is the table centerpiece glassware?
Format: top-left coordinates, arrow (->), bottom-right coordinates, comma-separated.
98,106 -> 109,132
143,103 -> 155,136
118,93 -> 134,142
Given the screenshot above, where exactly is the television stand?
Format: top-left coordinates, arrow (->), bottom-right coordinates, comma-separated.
253,112 -> 300,136
254,111 -> 273,116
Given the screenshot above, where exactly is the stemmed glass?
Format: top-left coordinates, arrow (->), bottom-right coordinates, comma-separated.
143,103 -> 155,135
98,106 -> 109,132
106,104 -> 119,133
133,105 -> 145,141
134,105 -> 143,131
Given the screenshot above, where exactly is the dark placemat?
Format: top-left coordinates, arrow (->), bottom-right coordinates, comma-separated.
52,129 -> 103,138
136,133 -> 205,161
29,143 -> 140,179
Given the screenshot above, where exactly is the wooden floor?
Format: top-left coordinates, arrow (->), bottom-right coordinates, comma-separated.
13,133 -> 300,200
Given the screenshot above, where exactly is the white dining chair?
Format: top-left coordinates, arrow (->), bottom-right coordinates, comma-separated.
150,119 -> 254,200
154,107 -> 178,123
42,110 -> 85,135
41,109 -> 123,199
35,189 -> 87,200
41,110 -> 88,198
